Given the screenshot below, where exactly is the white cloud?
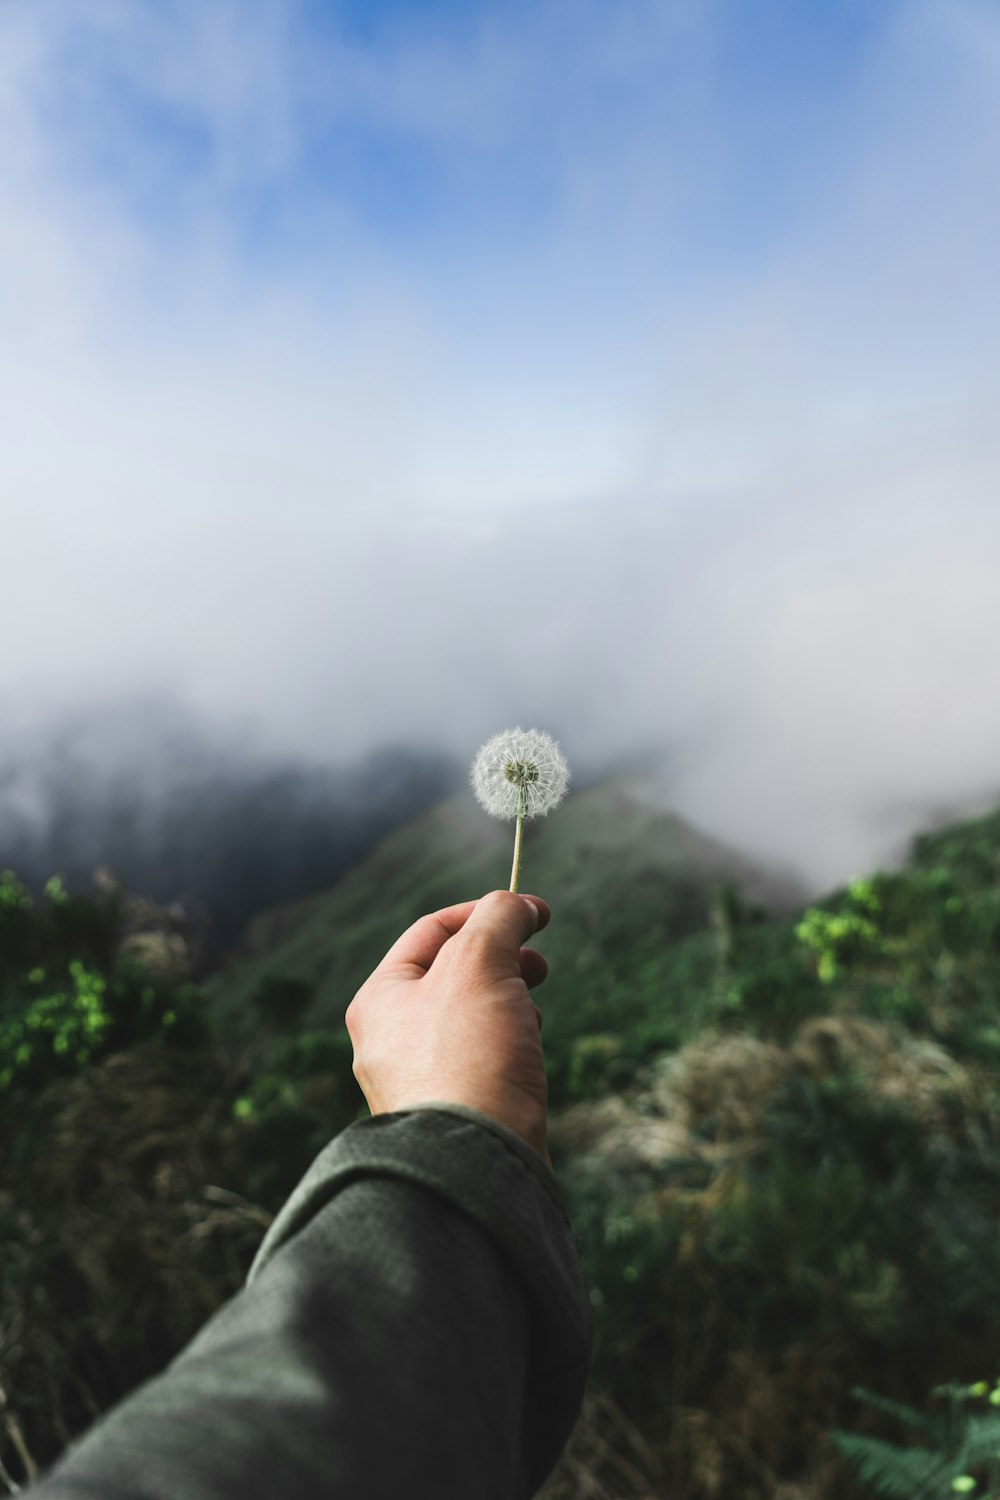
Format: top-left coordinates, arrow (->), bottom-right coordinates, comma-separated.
1,0 -> 1000,893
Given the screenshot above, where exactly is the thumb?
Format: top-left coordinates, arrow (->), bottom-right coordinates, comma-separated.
454,889 -> 548,974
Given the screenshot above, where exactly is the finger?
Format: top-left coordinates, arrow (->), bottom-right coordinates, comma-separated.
373,893 -> 551,978
519,947 -> 548,989
453,889 -> 550,976
516,893 -> 551,934
374,899 -> 480,977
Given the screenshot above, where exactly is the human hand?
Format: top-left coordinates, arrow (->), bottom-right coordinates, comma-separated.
345,891 -> 552,1165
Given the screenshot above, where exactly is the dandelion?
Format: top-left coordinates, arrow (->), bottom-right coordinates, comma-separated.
470,727 -> 570,893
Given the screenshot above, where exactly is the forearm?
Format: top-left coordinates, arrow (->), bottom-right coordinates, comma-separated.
31,1108 -> 592,1500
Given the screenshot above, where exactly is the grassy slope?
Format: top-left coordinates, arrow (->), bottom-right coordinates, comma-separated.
209,776 -> 806,1064
207,794 -> 1000,1497
8,795 -> 1000,1496
544,804 -> 1000,1495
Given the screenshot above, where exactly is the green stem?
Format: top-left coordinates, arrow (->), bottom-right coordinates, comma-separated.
509,789 -> 526,892
509,815 -> 524,892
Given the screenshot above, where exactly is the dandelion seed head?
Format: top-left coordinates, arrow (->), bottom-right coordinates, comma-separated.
470,727 -> 570,821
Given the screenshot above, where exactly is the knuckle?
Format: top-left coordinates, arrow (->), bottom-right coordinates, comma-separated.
469,890 -> 521,932
481,888 -> 515,910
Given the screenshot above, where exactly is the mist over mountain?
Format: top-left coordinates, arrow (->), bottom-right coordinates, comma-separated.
0,699 -> 461,960
3,685 -> 998,972
4,2 -> 1000,923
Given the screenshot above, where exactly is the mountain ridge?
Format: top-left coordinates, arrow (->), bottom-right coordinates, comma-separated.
209,772 -> 809,1036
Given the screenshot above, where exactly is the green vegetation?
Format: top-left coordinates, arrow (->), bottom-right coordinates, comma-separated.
832,1379 -> 1000,1498
208,780 -> 803,1105
4,789 -> 1000,1498
0,872 -> 206,1106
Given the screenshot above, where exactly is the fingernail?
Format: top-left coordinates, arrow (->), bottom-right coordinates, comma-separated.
521,898 -> 539,930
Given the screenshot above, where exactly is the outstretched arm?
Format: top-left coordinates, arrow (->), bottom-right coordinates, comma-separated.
31,892 -> 592,1500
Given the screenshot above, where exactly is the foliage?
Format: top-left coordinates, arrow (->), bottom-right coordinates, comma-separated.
563,1033 -> 632,1101
544,786 -> 1000,1493
249,973 -> 314,1030
229,1029 -> 362,1206
560,1157 -> 689,1343
0,874 -> 207,1110
203,781 -> 802,1101
832,1379 -> 1000,1498
795,878 -> 889,982
10,791 -> 1000,1496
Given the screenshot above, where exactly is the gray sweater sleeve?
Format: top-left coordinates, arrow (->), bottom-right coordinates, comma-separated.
30,1105 -> 593,1500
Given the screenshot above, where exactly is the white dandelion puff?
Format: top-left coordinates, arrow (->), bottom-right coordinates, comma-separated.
470,727 -> 570,892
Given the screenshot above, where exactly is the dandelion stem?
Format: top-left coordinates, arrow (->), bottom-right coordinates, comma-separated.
509,788 -> 526,892
509,822 -> 524,888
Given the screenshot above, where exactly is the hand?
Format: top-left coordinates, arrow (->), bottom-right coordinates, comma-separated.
345,890 -> 552,1164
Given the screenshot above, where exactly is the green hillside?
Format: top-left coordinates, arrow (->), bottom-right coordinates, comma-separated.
209,775 -> 806,1101
5,791 -> 1000,1497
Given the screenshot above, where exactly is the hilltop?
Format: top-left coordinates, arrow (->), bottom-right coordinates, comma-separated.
208,774 -> 807,1093
210,773 -> 808,1008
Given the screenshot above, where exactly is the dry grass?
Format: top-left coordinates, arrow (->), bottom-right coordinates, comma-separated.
546,1012 -> 998,1499
0,1040 -> 269,1487
2,1007 -> 993,1497
554,1014 -> 983,1170
791,1015 -> 977,1132
540,1387 -> 666,1500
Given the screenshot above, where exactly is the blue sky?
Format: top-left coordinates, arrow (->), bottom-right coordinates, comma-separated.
2,0 -> 1000,887
32,0 -> 907,273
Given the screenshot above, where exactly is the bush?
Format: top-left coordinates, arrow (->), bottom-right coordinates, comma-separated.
0,875 -> 209,1113
795,878 -> 889,984
249,974 -> 314,1029
229,1029 -> 360,1206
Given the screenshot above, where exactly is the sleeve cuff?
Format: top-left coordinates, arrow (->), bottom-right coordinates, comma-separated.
246,1106 -> 592,1395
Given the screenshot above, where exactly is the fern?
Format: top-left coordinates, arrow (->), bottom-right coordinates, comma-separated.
833,1383 -> 1000,1499
963,1411 -> 1000,1467
830,1432 -> 963,1500
846,1385 -> 946,1440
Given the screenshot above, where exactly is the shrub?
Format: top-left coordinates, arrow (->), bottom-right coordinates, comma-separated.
832,1379 -> 1000,1498
249,974 -> 314,1029
0,873 -> 208,1124
795,878 -> 889,984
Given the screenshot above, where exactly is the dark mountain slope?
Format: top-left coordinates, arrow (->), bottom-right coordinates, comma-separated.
209,774 -> 807,1067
